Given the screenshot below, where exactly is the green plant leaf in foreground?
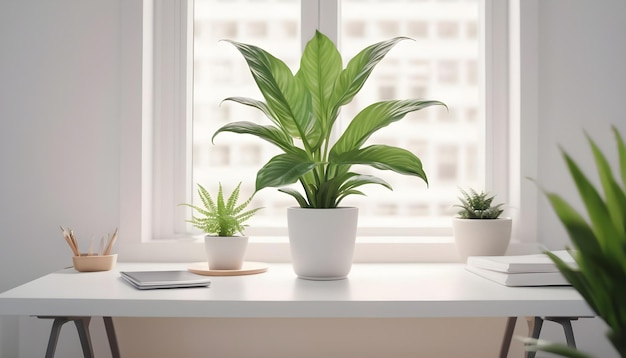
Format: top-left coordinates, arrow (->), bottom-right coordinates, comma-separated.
536,126 -> 626,358
522,338 -> 592,358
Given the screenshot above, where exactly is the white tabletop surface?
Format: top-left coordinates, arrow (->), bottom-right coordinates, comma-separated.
0,262 -> 593,318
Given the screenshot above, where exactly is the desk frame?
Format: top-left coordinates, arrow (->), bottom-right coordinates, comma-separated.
37,316 -> 120,358
0,263 -> 594,357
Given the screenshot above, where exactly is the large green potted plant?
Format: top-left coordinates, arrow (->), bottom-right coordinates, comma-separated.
180,182 -> 262,270
528,126 -> 626,358
212,30 -> 446,280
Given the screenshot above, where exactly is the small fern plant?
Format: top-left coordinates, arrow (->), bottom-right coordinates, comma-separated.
180,182 -> 262,237
456,189 -> 504,219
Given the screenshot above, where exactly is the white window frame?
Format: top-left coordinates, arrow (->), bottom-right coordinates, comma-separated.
118,0 -> 539,262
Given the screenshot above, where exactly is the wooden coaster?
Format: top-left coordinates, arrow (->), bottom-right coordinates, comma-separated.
188,261 -> 268,276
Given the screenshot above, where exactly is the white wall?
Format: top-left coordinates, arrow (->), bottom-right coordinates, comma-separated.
535,0 -> 626,250
0,1 -> 122,357
1,0 -> 624,357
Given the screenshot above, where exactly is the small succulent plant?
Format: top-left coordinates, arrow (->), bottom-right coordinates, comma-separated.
456,188 -> 504,219
180,182 -> 262,237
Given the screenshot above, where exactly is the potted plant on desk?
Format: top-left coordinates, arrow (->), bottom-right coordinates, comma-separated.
452,189 -> 512,262
212,30 -> 446,280
180,182 -> 262,270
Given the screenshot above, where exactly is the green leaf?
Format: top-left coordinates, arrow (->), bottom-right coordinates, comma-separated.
212,121 -> 295,154
614,125 -> 626,190
339,174 -> 393,193
331,144 -> 428,185
180,182 -> 261,236
331,37 -> 410,113
256,153 -> 318,192
546,251 -> 600,314
537,128 -> 626,358
296,30 -> 341,148
561,148 -> 618,252
220,97 -> 280,127
225,182 -> 241,212
543,191 -> 602,256
331,99 -> 445,156
522,338 -> 592,358
586,132 -> 626,239
197,183 -> 217,213
224,40 -> 316,148
278,187 -> 310,208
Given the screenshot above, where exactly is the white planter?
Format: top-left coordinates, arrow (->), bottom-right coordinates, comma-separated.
204,235 -> 248,270
452,217 -> 512,262
287,207 -> 358,280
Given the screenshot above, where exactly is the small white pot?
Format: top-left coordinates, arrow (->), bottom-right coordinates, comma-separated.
452,217 -> 512,262
288,207 -> 358,280
204,235 -> 248,270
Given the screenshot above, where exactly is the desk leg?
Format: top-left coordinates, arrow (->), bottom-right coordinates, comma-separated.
501,316 -> 582,358
44,317 -> 69,358
499,317 -> 517,358
103,316 -> 121,358
74,317 -> 95,358
40,316 -> 120,358
544,317 -> 578,348
526,316 -> 544,358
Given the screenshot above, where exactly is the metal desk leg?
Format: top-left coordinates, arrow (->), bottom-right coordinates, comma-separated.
526,316 -> 544,358
501,316 -> 582,358
103,316 -> 121,358
499,317 -> 518,358
42,317 -> 94,358
74,317 -> 95,358
44,317 -> 69,358
40,316 -> 120,358
544,317 -> 578,348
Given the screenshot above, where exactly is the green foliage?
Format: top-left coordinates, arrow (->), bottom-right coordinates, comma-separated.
212,30 -> 446,208
455,188 -> 504,219
522,338 -> 592,358
179,182 -> 262,237
537,126 -> 626,358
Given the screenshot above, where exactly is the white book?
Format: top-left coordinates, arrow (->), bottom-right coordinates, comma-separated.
121,270 -> 211,290
465,265 -> 570,287
466,250 -> 576,274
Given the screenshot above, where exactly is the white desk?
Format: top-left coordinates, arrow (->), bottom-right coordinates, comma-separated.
0,262 -> 592,318
0,263 -> 594,357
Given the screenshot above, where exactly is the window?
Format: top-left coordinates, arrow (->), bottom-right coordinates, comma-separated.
191,0 -> 483,234
120,0 -> 519,262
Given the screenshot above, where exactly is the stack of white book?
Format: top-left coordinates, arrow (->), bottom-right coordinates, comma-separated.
465,250 -> 576,287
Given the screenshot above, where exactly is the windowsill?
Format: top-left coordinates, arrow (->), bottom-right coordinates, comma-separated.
117,237 -> 541,264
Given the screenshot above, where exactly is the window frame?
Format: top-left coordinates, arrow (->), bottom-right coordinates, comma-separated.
118,0 -> 538,262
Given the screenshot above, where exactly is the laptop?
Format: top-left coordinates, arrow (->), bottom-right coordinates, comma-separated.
120,270 -> 211,290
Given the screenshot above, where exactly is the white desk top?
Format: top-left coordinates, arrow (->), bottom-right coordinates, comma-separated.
0,263 -> 593,318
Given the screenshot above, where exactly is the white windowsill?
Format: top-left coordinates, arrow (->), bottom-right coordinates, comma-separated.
117,237 -> 541,264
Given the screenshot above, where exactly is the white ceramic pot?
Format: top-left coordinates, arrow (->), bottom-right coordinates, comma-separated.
452,217 -> 512,262
287,207 -> 358,280
204,235 -> 248,270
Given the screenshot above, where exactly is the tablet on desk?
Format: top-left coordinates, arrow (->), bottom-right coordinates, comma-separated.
120,270 -> 211,290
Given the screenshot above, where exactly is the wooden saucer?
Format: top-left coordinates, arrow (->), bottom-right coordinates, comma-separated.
188,261 -> 268,276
